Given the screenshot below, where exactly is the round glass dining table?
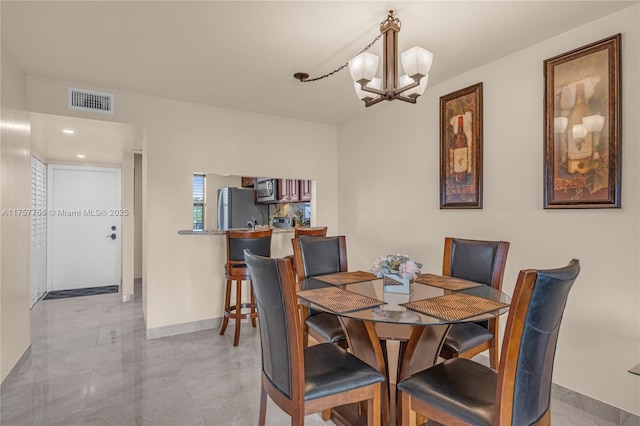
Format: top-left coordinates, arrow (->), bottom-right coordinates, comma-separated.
297,273 -> 511,426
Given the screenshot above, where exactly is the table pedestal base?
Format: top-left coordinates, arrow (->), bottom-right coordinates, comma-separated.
333,319 -> 451,426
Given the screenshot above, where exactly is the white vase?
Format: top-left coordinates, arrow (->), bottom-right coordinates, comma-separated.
383,273 -> 412,294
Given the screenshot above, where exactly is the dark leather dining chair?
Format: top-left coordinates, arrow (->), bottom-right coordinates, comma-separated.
291,236 -> 348,348
440,237 -> 510,368
398,259 -> 580,426
244,250 -> 385,426
284,227 -> 328,277
219,229 -> 272,346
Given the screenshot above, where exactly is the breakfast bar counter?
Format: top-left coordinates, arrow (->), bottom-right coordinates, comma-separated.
177,226 -> 325,236
156,226 -> 327,341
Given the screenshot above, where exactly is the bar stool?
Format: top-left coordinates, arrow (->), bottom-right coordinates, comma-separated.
220,229 -> 272,346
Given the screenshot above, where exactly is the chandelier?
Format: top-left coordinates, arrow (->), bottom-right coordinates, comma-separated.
294,10 -> 433,107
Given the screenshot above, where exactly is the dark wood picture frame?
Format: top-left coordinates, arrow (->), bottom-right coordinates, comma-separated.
440,82 -> 483,209
543,34 -> 621,208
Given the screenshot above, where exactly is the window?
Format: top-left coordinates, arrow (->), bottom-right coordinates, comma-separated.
304,203 -> 311,225
193,174 -> 205,230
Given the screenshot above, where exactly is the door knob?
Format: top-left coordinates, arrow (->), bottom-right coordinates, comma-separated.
106,233 -> 116,240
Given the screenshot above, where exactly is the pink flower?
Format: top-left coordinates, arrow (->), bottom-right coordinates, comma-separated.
400,260 -> 421,280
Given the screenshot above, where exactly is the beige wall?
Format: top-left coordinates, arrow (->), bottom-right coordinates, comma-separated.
134,153 -> 142,279
338,6 -> 640,415
25,77 -> 339,334
1,46 -> 32,382
141,111 -> 337,332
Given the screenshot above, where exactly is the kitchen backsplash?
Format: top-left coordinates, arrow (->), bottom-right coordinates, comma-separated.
269,202 -> 311,227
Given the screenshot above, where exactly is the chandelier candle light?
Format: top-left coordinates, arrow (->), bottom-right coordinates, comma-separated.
293,10 -> 433,107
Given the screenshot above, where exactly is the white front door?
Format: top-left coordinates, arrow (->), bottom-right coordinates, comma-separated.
48,165 -> 121,291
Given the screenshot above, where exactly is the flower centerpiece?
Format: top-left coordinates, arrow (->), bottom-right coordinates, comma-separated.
372,254 -> 422,293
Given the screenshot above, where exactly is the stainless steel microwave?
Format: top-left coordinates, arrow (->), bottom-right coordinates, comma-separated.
256,177 -> 278,203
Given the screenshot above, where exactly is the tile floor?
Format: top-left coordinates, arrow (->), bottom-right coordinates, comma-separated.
0,288 -> 621,426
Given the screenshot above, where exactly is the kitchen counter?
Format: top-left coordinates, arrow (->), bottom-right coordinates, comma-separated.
177,227 -> 323,236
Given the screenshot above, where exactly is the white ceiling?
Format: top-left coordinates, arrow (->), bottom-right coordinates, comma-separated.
30,113 -> 142,165
1,1 -> 636,161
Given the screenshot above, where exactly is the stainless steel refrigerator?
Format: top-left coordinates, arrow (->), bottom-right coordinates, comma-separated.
217,187 -> 268,230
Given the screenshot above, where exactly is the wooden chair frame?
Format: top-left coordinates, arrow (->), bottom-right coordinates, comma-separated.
258,258 -> 381,426
402,269 -> 542,425
294,226 -> 328,238
401,266 -> 572,426
440,237 -> 510,368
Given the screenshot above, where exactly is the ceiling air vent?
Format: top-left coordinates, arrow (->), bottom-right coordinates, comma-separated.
68,87 -> 114,114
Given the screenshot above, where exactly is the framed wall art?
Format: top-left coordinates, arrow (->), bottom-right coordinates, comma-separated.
439,82 -> 483,209
543,34 -> 621,208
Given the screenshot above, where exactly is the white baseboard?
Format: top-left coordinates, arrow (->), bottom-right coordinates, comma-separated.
146,317 -> 222,340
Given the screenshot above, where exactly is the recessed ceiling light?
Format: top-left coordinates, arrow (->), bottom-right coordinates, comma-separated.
76,154 -> 86,159
63,129 -> 75,134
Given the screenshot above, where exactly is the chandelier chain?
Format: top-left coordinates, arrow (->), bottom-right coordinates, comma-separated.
298,33 -> 383,82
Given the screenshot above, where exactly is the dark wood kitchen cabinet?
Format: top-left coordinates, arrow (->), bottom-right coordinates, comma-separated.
278,179 -> 300,203
241,177 -> 255,188
299,180 -> 312,201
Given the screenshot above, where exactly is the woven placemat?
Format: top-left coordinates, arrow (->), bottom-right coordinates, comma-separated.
314,271 -> 378,285
401,293 -> 509,321
414,273 -> 482,291
297,286 -> 385,314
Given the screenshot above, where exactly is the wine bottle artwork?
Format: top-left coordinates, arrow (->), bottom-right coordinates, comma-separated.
440,82 -> 482,209
543,33 -> 620,208
566,82 -> 593,175
453,115 -> 468,184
